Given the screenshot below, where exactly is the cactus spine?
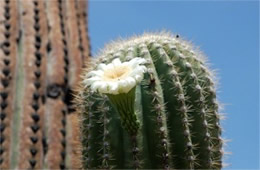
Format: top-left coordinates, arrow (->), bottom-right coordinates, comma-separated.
77,33 -> 223,169
0,0 -> 90,169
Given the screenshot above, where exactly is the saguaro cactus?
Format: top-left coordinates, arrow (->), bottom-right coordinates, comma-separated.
77,33 -> 223,169
0,0 -> 90,169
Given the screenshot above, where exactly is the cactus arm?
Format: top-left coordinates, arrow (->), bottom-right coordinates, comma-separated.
147,43 -> 196,169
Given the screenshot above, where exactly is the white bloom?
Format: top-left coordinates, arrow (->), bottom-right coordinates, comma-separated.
84,57 -> 147,95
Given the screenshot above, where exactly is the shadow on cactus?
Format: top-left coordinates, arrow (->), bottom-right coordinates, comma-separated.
76,32 -> 224,169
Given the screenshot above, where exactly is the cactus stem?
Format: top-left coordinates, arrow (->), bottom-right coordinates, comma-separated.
106,87 -> 140,136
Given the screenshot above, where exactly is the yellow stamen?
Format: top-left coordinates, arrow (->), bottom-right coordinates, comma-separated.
103,66 -> 131,81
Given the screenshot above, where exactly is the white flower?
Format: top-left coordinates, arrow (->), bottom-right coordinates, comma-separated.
84,57 -> 147,95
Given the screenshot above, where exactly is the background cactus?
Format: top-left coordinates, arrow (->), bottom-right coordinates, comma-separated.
77,33 -> 223,169
0,0 -> 90,169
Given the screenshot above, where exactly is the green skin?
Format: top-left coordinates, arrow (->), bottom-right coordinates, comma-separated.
79,34 -> 223,169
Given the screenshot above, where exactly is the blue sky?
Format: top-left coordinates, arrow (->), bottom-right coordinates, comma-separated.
88,1 -> 259,169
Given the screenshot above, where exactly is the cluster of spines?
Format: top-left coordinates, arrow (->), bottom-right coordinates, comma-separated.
157,41 -> 209,168
170,43 -> 213,167
98,99 -> 111,169
80,93 -> 92,169
138,45 -> 171,169
27,1 -> 42,169
80,92 -> 98,168
58,0 -> 68,169
168,41 -> 223,167
79,34 -> 223,169
125,48 -> 141,169
79,0 -> 91,65
145,42 -> 196,169
154,39 -> 222,169
0,0 -> 12,166
74,1 -> 87,67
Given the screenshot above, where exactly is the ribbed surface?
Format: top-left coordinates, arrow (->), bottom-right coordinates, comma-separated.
79,33 -> 222,169
0,0 -> 89,169
0,0 -> 18,168
17,1 -> 46,168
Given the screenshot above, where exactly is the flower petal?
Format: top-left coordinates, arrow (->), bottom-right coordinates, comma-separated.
83,77 -> 101,86
134,74 -> 143,82
87,70 -> 104,77
99,83 -> 109,93
91,81 -> 103,92
108,82 -> 119,94
126,77 -> 136,88
97,63 -> 107,71
112,58 -> 122,66
128,57 -> 147,68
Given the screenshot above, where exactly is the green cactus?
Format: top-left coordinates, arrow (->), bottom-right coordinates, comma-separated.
77,33 -> 223,169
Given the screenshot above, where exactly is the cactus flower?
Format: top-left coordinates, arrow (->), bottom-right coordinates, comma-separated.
84,57 -> 147,95
83,57 -> 147,135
